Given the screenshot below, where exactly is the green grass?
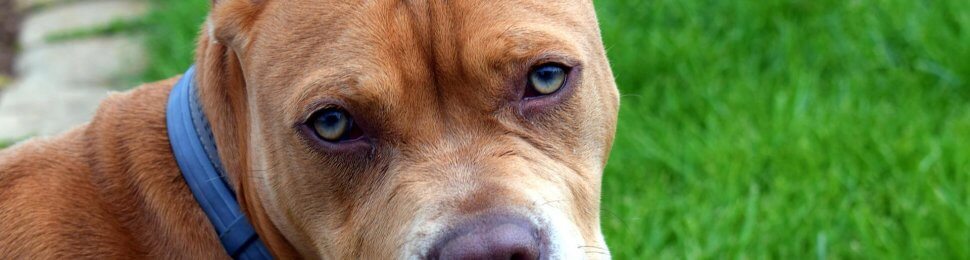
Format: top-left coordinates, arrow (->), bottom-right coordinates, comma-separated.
44,17 -> 148,43
0,136 -> 30,150
598,0 -> 969,258
139,0 -> 969,258
140,0 -> 209,81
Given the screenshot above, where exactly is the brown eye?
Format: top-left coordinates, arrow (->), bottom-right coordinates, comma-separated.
311,109 -> 356,142
527,64 -> 568,96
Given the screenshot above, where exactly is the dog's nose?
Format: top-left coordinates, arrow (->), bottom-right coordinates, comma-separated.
429,216 -> 545,260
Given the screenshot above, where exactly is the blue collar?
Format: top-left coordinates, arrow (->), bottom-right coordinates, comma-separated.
166,66 -> 273,260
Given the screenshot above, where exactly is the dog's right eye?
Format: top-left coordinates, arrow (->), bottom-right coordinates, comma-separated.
310,108 -> 361,142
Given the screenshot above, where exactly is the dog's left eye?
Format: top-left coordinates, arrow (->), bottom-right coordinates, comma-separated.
310,108 -> 360,142
526,64 -> 569,97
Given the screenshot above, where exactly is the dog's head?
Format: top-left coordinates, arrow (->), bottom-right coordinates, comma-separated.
196,0 -> 619,259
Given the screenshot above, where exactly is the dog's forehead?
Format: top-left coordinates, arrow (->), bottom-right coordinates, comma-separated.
251,0 -> 601,121
253,0 -> 599,75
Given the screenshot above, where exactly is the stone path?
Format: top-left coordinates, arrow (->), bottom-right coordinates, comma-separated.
0,0 -> 19,81
0,0 -> 147,139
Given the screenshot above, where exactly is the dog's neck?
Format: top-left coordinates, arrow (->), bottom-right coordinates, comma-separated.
193,31 -> 301,259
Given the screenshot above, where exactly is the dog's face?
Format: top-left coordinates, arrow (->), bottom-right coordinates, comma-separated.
207,0 -> 618,258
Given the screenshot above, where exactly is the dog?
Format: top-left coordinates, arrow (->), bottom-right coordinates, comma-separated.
0,0 -> 619,259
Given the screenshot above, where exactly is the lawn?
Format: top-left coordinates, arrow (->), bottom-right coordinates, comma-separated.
140,0 -> 969,258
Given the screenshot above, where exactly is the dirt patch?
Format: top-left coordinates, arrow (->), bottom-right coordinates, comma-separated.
1,0 -> 21,78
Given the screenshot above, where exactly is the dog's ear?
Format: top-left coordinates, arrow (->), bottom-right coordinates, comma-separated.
195,1 -> 302,258
207,0 -> 265,51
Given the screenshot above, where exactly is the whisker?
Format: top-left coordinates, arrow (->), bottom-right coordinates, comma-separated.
600,207 -> 629,226
540,199 -> 569,207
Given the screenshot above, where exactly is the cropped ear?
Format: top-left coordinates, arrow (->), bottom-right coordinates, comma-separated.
207,0 -> 266,52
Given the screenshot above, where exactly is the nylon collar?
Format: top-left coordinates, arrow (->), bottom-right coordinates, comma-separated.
166,66 -> 273,259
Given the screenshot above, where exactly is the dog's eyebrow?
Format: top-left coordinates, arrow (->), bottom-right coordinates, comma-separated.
285,69 -> 365,119
295,66 -> 367,95
488,27 -> 584,64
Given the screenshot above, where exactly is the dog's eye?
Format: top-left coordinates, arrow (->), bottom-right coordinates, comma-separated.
526,64 -> 568,97
311,109 -> 358,142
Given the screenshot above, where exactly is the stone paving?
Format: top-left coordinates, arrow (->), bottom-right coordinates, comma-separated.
0,0 -> 147,139
0,0 -> 19,81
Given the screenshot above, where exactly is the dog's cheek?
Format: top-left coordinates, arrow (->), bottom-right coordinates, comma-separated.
530,87 -> 612,256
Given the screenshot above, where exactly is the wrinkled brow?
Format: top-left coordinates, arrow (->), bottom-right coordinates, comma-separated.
480,27 -> 584,68
285,68 -> 369,121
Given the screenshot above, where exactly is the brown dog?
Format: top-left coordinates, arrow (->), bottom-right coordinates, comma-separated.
0,0 -> 619,259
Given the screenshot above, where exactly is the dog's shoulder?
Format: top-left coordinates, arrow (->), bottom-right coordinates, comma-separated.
0,124 -> 135,257
0,76 -> 179,183
0,125 -> 92,202
0,77 -> 198,258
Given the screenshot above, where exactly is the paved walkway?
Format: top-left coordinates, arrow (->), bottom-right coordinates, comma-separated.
0,0 -> 147,139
